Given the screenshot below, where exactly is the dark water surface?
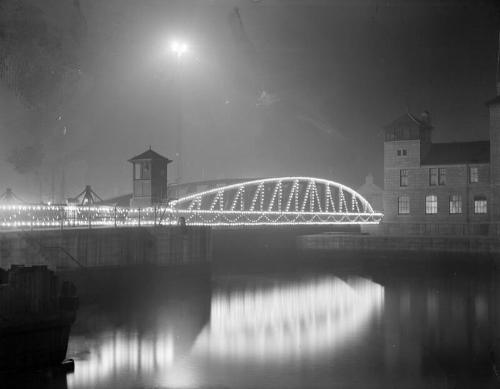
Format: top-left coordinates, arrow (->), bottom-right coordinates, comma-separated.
7,252 -> 500,389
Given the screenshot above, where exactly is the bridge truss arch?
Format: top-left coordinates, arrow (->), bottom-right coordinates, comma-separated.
169,177 -> 383,226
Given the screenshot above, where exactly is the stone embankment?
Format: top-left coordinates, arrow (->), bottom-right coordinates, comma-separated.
0,226 -> 212,270
298,233 -> 500,254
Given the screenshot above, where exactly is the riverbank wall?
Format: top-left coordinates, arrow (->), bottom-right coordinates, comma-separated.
0,226 -> 212,270
297,233 -> 500,255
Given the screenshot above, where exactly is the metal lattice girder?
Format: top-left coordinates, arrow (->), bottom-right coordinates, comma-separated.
168,177 -> 382,226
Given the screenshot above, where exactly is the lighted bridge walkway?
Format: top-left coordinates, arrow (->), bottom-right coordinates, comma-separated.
0,177 -> 382,230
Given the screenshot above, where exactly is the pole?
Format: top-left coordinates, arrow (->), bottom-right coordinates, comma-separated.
174,59 -> 183,184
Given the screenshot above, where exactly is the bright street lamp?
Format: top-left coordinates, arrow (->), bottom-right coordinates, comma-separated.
169,39 -> 190,59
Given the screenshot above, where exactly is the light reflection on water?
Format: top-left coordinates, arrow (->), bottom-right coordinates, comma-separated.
67,331 -> 174,388
193,277 -> 384,361
60,266 -> 500,389
66,275 -> 384,389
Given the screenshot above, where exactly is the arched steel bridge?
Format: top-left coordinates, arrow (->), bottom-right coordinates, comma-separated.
169,177 -> 382,226
0,177 -> 382,230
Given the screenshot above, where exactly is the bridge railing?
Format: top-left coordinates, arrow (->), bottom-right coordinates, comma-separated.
0,204 -> 383,231
0,205 -> 180,231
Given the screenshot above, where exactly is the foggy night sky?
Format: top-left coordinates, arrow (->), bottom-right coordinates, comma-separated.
0,0 -> 499,202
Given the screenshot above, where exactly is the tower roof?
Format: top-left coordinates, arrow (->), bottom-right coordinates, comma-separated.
383,112 -> 432,130
128,148 -> 172,163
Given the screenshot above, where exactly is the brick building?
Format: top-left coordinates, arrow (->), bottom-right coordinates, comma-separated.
382,61 -> 500,235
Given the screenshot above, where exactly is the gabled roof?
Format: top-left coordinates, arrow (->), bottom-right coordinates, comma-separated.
128,148 -> 172,163
421,141 -> 490,165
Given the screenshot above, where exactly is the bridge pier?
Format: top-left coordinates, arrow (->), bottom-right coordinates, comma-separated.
0,226 -> 212,270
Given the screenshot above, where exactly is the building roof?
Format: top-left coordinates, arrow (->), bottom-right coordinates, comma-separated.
128,148 -> 172,163
383,112 -> 432,130
421,141 -> 490,165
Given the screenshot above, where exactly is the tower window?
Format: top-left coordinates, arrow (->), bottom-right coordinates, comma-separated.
474,196 -> 487,214
449,194 -> 462,214
398,195 -> 410,214
397,149 -> 401,156
438,168 -> 446,185
402,149 -> 407,156
134,161 -> 151,180
426,195 -> 438,214
429,168 -> 438,186
143,162 -> 151,179
469,167 -> 479,183
400,169 -> 408,187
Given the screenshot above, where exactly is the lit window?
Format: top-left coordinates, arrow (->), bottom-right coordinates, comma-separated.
449,194 -> 462,214
474,196 -> 487,214
469,167 -> 479,183
400,169 -> 408,187
438,168 -> 446,185
426,195 -> 438,214
398,195 -> 410,214
429,168 -> 438,186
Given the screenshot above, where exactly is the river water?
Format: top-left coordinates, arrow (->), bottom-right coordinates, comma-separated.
8,252 -> 500,388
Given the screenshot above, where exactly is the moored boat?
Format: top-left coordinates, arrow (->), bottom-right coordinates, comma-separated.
0,265 -> 78,372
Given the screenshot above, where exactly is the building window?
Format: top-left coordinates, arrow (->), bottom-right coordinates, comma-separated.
429,168 -> 438,186
469,167 -> 479,183
397,149 -> 407,156
400,169 -> 408,187
426,195 -> 438,214
140,161 -> 151,179
474,196 -> 487,214
438,168 -> 446,185
134,163 -> 141,179
449,194 -> 462,214
402,149 -> 407,156
398,195 -> 410,214
397,149 -> 401,156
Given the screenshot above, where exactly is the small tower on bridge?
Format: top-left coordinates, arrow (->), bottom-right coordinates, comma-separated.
129,147 -> 172,208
